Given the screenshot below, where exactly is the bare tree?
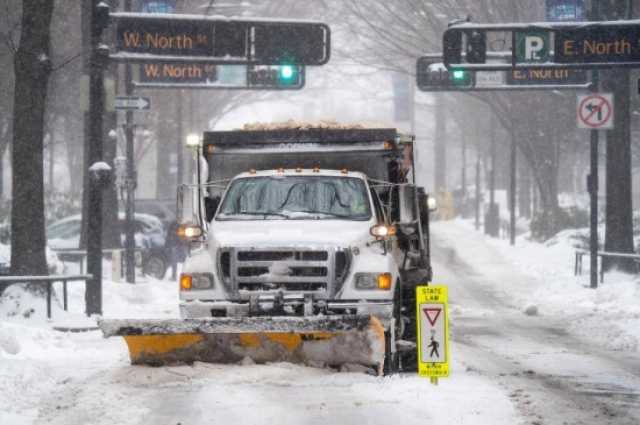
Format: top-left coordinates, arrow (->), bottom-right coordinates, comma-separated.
10,0 -> 54,276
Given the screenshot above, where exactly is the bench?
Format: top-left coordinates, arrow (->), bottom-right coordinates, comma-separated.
0,274 -> 93,319
574,250 -> 640,283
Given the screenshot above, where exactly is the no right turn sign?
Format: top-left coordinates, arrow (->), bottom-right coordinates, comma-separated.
577,93 -> 614,130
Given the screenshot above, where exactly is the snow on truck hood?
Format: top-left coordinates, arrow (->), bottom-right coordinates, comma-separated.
210,219 -> 373,248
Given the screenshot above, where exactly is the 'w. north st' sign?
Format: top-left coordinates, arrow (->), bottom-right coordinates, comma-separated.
111,14 -> 330,66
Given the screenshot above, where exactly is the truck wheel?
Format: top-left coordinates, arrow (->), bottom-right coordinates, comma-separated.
383,282 -> 402,375
143,255 -> 167,280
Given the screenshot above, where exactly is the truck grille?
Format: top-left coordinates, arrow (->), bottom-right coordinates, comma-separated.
219,248 -> 350,297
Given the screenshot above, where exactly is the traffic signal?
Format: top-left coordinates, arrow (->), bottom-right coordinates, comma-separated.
416,57 -> 474,92
278,65 -> 298,86
451,68 -> 472,86
248,65 -> 304,90
443,29 -> 463,65
466,30 -> 486,64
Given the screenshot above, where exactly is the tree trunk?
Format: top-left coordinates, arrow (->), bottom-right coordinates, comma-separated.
530,158 -> 563,241
10,0 -> 54,277
519,158 -> 532,218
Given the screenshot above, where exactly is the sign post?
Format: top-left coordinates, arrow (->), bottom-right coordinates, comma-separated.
416,285 -> 450,384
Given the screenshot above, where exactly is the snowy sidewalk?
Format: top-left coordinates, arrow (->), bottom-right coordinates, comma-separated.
432,219 -> 640,354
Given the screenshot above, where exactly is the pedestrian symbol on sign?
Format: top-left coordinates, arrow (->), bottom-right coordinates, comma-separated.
428,333 -> 440,358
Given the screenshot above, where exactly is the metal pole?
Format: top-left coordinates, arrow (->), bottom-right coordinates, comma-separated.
86,0 -> 105,316
589,0 -> 600,289
47,282 -> 52,319
461,133 -> 467,199
124,0 -> 136,284
475,159 -> 480,231
510,130 -> 517,246
177,92 -> 184,199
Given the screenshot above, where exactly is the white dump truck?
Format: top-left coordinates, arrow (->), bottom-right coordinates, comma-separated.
100,126 -> 435,374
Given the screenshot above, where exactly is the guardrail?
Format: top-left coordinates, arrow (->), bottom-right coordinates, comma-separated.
0,275 -> 93,319
574,249 -> 640,283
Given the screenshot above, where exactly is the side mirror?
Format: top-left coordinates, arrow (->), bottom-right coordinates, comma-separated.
396,185 -> 418,225
205,196 -> 220,222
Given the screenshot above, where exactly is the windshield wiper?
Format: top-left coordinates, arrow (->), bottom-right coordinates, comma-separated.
293,210 -> 355,219
225,211 -> 290,219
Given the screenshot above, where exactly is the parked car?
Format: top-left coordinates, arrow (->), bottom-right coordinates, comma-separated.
47,213 -> 169,279
134,199 -> 176,227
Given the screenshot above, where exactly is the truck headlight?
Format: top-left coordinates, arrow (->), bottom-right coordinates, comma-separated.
180,273 -> 214,291
355,273 -> 392,290
177,224 -> 203,241
370,224 -> 396,240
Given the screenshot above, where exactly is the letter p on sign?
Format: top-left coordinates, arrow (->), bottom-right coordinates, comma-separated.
516,31 -> 550,63
525,36 -> 545,60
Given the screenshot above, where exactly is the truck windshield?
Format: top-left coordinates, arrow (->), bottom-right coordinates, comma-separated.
217,176 -> 372,221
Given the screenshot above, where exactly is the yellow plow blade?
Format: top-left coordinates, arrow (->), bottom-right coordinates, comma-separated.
98,316 -> 386,372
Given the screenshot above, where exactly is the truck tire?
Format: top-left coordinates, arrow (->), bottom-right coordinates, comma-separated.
383,282 -> 402,375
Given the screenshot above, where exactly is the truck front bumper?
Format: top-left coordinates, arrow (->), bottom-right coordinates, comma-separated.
180,299 -> 394,328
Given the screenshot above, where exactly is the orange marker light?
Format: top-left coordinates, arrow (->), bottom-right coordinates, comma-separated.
377,273 -> 392,290
180,274 -> 193,291
207,145 -> 215,154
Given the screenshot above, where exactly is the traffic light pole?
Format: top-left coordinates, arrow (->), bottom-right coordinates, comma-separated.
589,1 -> 601,289
86,1 -> 109,315
124,0 -> 136,284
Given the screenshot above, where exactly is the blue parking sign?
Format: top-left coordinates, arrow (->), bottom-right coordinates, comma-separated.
141,0 -> 176,13
545,0 -> 585,22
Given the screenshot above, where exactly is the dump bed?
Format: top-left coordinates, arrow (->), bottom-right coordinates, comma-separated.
203,128 -> 406,182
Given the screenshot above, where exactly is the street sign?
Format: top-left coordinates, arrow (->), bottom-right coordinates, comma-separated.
556,25 -> 640,65
110,13 -> 331,66
416,285 -> 450,379
416,56 -> 590,92
545,0 -> 585,22
141,0 -> 176,13
475,70 -> 505,87
140,62 -> 217,83
515,31 -> 550,63
443,21 -> 640,71
114,96 -> 151,111
135,64 -> 305,90
577,93 -> 614,129
507,68 -> 587,85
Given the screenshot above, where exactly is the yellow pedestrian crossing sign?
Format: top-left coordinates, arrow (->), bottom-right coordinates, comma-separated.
416,285 -> 450,379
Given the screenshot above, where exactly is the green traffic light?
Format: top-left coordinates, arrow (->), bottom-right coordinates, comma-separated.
452,69 -> 466,80
280,65 -> 295,80
278,65 -> 298,86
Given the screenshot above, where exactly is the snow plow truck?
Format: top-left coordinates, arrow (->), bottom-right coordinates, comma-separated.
99,125 -> 435,374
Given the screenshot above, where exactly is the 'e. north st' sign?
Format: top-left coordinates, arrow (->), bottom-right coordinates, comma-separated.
555,25 -> 640,64
112,14 -> 330,66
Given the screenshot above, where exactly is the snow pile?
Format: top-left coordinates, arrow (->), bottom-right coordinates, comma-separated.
240,119 -> 389,131
433,220 -> 640,353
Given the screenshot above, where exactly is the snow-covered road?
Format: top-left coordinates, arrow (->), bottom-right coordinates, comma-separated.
2,220 -> 639,424
434,229 -> 640,425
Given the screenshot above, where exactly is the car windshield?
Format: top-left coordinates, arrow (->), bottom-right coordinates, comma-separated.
217,176 -> 372,221
47,219 -> 81,240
